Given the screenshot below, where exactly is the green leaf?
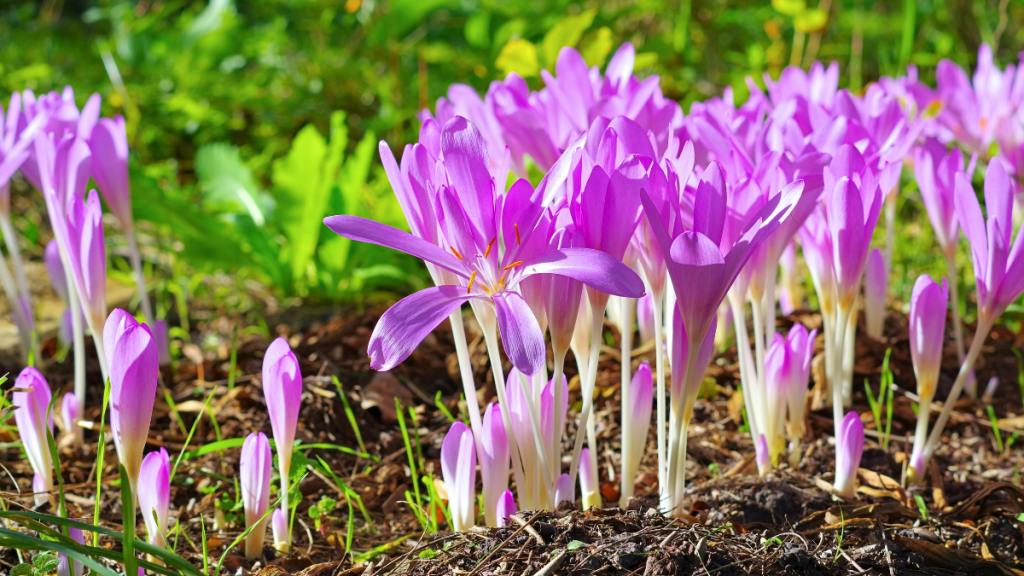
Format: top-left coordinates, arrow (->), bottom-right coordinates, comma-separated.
272,111 -> 349,283
578,27 -> 614,67
541,10 -> 596,69
9,563 -> 34,576
195,142 -> 272,225
289,450 -> 312,483
496,39 -> 540,78
567,540 -> 585,551
33,553 -> 60,573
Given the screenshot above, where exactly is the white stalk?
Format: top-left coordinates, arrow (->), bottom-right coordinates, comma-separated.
515,371 -> 557,508
650,286 -> 667,512
479,315 -> 530,510
832,305 -> 851,441
0,213 -> 33,321
449,310 -> 494,524
842,304 -> 858,407
922,318 -> 992,462
65,262 -> 87,447
618,295 -> 636,507
0,247 -> 31,357
568,296 -> 607,491
729,293 -> 762,444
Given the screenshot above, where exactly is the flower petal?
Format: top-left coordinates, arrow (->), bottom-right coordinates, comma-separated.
368,286 -> 479,371
323,215 -> 467,278
519,247 -> 645,298
493,291 -> 546,376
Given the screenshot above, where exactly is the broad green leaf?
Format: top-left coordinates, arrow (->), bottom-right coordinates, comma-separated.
496,39 -> 539,78
772,0 -> 806,16
9,563 -> 35,576
195,142 -> 272,225
794,8 -> 828,33
578,27 -> 614,67
541,9 -> 596,69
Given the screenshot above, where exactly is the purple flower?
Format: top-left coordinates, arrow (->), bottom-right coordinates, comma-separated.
783,325 -> 816,445
637,292 -> 655,347
554,473 -> 574,507
495,489 -> 517,527
325,116 -> 643,376
834,412 -> 864,498
89,116 -> 133,225
479,403 -> 509,528
54,190 -> 107,333
241,432 -> 272,558
755,434 -> 771,474
56,518 -> 85,576
441,422 -> 476,531
138,448 -> 170,549
954,160 -> 1024,323
262,336 -> 302,547
60,392 -> 78,434
272,508 -> 289,552
33,472 -> 48,508
44,240 -> 68,304
907,275 -> 949,484
936,44 -> 1021,154
621,363 -> 652,506
913,139 -> 975,255
153,319 -> 171,366
579,447 -> 599,510
764,62 -> 840,109
13,367 -> 53,503
863,248 -> 887,339
105,308 -> 159,488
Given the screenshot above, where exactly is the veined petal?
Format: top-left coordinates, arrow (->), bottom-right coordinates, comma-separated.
954,173 -> 988,297
323,215 -> 467,278
440,116 -> 496,241
368,286 -> 480,371
493,291 -> 546,376
518,248 -> 645,298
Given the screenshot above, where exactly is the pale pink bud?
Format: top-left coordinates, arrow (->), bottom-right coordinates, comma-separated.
272,508 -> 289,552
60,392 -> 78,434
14,367 -> 53,503
495,490 -> 517,528
863,248 -> 887,339
554,473 -> 574,507
834,412 -> 864,498
909,275 -> 948,401
138,448 -> 170,549
441,422 -> 476,531
241,432 -> 272,558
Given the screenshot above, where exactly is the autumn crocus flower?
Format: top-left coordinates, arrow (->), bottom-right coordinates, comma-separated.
56,519 -> 85,576
640,163 -> 798,513
863,248 -> 887,339
834,412 -> 865,498
620,363 -> 652,507
240,432 -> 272,558
479,403 -> 509,527
441,422 -> 476,532
105,307 -> 158,540
921,161 -> 1024,470
262,337 -> 302,552
13,367 -> 53,506
60,392 -> 78,435
907,275 -> 948,484
578,447 -> 599,510
272,509 -> 288,552
495,490 -> 517,527
138,448 -> 170,549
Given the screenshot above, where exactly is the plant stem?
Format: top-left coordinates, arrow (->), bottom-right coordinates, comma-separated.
568,295 -> 607,490
619,295 -> 635,507
449,310 -> 491,522
0,212 -> 33,323
125,226 -> 154,322
923,319 -> 992,460
832,306 -> 851,441
651,287 -> 667,511
68,277 -> 87,447
0,240 -> 31,358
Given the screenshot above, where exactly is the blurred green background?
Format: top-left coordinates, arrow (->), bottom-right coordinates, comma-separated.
2,0 -> 1022,321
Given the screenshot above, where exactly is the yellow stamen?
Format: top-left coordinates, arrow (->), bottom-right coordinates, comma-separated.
467,270 -> 477,294
502,260 -> 523,271
514,224 -> 521,245
484,236 -> 497,258
451,246 -> 463,260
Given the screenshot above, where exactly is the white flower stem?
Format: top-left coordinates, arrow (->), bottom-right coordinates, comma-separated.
449,310 -> 491,523
650,287 -> 667,511
0,213 -> 33,319
67,272 -> 87,447
618,295 -> 635,507
550,348 -> 566,493
832,305 -> 851,440
0,244 -> 31,358
481,319 -> 530,510
568,297 -> 607,491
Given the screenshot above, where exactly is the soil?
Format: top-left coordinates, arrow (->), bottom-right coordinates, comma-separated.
2,304 -> 1024,576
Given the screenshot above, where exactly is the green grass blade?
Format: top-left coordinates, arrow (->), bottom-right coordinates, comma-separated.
120,463 -> 138,576
94,377 -> 111,546
332,375 -> 367,454
170,385 -> 219,482
0,528 -> 119,576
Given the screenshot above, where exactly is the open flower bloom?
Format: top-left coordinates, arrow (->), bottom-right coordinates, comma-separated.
913,138 -> 975,255
57,189 -> 107,334
13,367 -> 54,504
479,402 -> 510,527
441,422 -> 476,532
579,447 -> 599,510
863,248 -> 887,339
834,411 -> 865,498
105,308 -> 159,490
241,432 -> 272,558
936,43 -> 1022,154
324,116 -> 644,376
56,519 -> 85,576
138,448 -> 170,549
495,490 -> 517,527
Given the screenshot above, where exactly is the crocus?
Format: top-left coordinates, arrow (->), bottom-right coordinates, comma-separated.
620,363 -> 653,507
441,422 -> 476,532
153,320 -> 171,366
56,520 -> 85,576
907,275 -> 949,484
495,490 -> 517,527
138,448 -> 170,549
637,293 -> 656,347
921,161 -> 1024,467
863,248 -> 887,339
60,392 -> 78,434
240,432 -> 272,558
33,472 -> 48,507
62,190 -> 107,339
834,412 -> 864,498
778,242 -> 802,315
640,162 -> 798,513
13,367 -> 53,505
105,307 -> 158,530
272,508 -> 288,552
262,336 -> 302,551
784,325 -> 816,468
579,447 -> 599,510
479,403 -> 509,527
554,473 -> 574,507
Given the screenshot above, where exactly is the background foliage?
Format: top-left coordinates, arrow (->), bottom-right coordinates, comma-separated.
2,0 -> 1022,310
